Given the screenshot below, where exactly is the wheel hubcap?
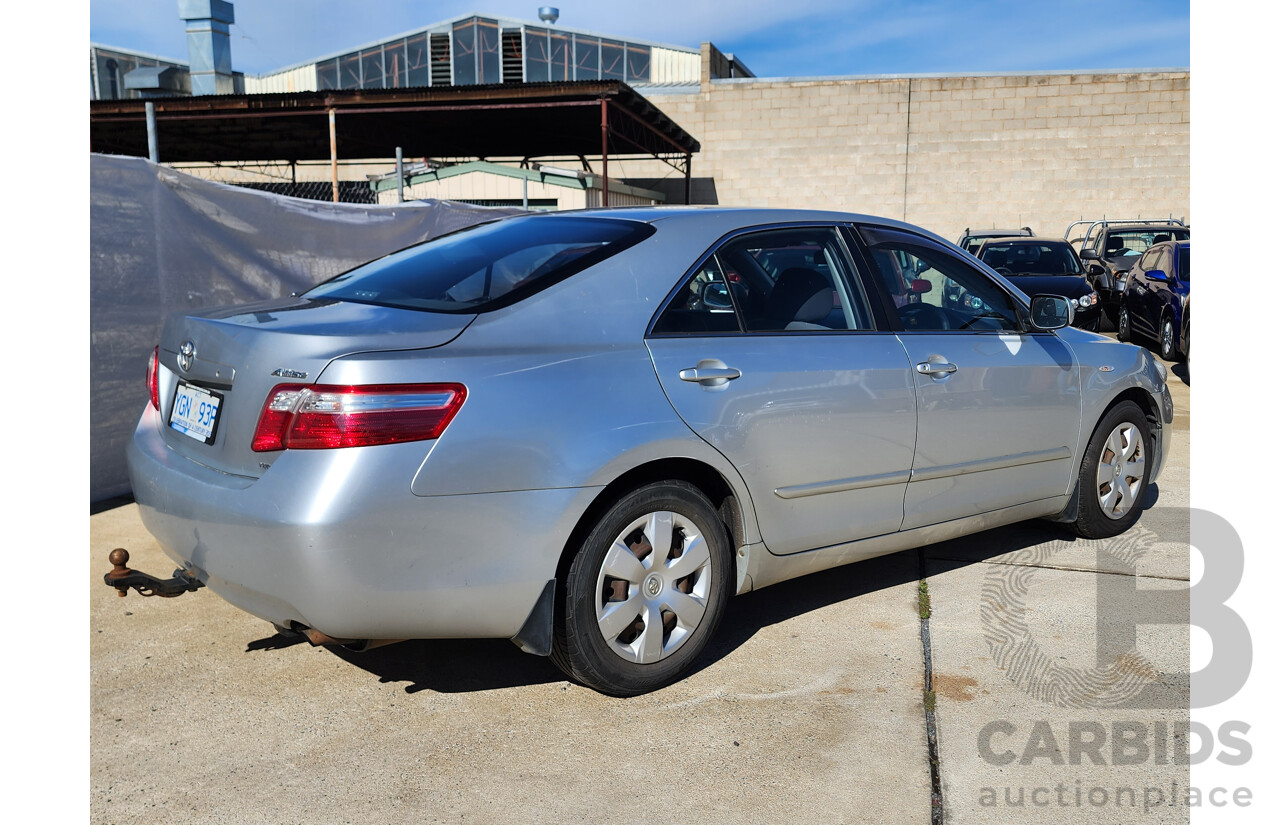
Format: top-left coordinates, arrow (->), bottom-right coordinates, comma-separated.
1162,322 -> 1173,354
1096,423 -> 1145,520
595,510 -> 712,664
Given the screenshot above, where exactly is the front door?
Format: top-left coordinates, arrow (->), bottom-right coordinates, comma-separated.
856,225 -> 1082,529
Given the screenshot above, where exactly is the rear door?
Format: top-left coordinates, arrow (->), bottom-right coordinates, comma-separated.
854,225 -> 1082,529
646,224 -> 917,555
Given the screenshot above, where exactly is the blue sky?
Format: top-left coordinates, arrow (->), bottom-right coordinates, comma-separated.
89,0 -> 1189,77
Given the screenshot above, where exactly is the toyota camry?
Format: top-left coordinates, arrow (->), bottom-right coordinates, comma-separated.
125,208 -> 1172,696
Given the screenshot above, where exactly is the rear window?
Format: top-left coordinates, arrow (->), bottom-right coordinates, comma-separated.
305,215 -> 654,313
1103,229 -> 1190,258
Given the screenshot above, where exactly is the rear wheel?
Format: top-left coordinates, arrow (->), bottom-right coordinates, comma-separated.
1068,401 -> 1151,539
552,481 -> 733,696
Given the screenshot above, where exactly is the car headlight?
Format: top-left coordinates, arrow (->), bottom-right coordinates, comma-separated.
1076,292 -> 1097,308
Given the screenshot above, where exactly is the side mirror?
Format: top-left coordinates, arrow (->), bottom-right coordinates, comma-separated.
1080,249 -> 1100,261
1145,268 -> 1169,282
910,278 -> 933,295
1029,294 -> 1072,331
700,280 -> 734,310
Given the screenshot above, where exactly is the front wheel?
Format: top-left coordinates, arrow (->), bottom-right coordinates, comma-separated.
552,481 -> 733,696
1159,316 -> 1183,361
1117,306 -> 1132,342
1068,401 -> 1152,539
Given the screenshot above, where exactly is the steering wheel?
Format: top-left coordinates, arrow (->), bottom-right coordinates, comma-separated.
899,302 -> 950,330
995,267 -> 1013,276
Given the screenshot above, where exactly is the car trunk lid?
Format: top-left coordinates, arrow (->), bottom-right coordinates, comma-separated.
155,297 -> 474,477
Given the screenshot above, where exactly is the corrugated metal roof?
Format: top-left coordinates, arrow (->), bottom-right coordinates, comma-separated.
90,80 -> 700,163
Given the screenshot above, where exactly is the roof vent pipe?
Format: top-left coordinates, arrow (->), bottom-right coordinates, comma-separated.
178,0 -> 235,95
538,7 -> 559,24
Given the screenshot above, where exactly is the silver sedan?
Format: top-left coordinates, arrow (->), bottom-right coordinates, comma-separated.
126,208 -> 1172,695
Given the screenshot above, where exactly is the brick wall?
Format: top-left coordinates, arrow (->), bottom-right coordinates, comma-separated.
643,62 -> 1189,242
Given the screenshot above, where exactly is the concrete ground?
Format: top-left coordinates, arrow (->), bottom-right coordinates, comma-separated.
90,344 -> 1189,825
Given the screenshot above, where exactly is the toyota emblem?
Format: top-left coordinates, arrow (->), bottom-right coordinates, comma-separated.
177,340 -> 196,372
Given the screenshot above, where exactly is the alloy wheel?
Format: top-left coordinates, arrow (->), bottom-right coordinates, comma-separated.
1161,319 -> 1175,360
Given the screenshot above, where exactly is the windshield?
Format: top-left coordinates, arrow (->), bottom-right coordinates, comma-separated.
979,241 -> 1081,275
1181,247 -> 1190,280
1103,229 -> 1190,259
306,215 -> 654,313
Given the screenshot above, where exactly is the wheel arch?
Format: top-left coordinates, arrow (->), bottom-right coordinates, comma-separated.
554,458 -> 749,603
1051,386 -> 1164,525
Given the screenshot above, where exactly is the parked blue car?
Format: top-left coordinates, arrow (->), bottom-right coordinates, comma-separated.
1118,240 -> 1189,361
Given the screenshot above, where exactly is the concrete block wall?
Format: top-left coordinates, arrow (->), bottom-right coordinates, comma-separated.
643,68 -> 1189,242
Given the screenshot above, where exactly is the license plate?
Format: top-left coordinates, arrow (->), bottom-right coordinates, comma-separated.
169,381 -> 223,444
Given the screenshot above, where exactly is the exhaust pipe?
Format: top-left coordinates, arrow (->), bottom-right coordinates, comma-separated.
296,625 -> 405,652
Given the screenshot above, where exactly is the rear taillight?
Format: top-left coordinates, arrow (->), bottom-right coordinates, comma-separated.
147,347 -> 160,410
251,383 -> 466,452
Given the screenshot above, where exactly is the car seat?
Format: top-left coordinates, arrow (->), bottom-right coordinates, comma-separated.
765,268 -> 835,331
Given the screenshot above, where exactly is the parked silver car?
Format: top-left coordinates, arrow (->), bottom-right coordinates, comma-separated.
126,208 -> 1172,696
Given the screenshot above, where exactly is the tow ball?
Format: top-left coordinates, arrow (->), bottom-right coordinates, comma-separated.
103,548 -> 204,598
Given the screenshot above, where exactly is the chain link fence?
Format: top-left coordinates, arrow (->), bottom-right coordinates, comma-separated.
166,159 -> 397,204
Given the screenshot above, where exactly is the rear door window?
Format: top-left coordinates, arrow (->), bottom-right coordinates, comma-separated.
652,225 -> 876,334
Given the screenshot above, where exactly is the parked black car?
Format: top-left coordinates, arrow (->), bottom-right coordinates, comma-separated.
1118,240 -> 1189,361
957,226 -> 1033,255
973,237 -> 1101,329
1067,219 -> 1189,329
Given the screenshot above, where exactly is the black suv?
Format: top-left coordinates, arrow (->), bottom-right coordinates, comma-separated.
1067,219 -> 1189,329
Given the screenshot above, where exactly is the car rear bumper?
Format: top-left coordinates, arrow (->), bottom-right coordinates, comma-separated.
126,405 -> 601,640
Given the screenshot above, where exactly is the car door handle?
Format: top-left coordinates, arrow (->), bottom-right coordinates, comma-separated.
915,361 -> 958,376
679,363 -> 742,385
679,367 -> 742,382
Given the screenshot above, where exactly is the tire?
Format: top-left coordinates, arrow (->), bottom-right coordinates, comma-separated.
1159,316 -> 1183,362
1116,306 -> 1131,342
552,481 -> 733,696
1068,401 -> 1152,539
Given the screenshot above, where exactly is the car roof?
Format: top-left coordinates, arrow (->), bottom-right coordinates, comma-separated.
977,236 -> 1069,245
513,206 -> 955,246
964,228 -> 1031,236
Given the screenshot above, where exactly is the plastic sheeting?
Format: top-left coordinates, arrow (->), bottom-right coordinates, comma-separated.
90,154 -> 521,503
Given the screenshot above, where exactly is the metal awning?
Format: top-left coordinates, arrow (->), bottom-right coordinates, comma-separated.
89,80 -> 697,165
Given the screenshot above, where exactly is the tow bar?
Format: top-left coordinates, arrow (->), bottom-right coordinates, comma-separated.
103,548 -> 204,598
